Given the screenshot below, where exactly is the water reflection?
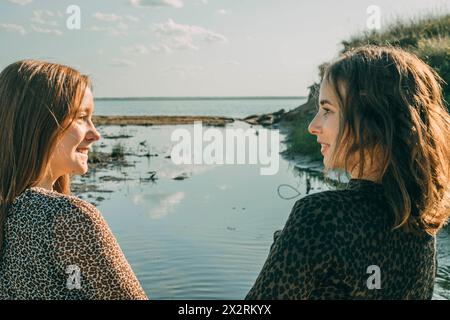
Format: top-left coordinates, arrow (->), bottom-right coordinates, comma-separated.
133,192 -> 186,220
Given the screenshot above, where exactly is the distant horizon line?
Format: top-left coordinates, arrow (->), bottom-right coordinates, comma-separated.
94,96 -> 307,101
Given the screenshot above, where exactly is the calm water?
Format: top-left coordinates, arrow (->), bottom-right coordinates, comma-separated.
94,97 -> 307,118
72,123 -> 450,300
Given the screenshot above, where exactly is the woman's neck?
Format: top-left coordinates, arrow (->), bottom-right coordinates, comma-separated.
34,176 -> 56,191
349,165 -> 382,183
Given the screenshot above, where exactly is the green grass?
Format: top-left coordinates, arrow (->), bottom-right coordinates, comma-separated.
111,143 -> 125,159
342,14 -> 449,50
286,13 -> 450,159
284,113 -> 323,162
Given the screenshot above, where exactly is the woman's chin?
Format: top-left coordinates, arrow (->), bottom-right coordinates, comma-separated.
80,165 -> 89,175
72,164 -> 88,175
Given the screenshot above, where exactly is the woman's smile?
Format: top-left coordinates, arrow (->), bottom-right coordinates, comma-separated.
75,147 -> 90,157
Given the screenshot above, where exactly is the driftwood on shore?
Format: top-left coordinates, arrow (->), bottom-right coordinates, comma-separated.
93,115 -> 235,126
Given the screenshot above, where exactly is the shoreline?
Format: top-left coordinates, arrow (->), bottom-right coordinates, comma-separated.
92,107 -> 289,127
93,115 -> 235,126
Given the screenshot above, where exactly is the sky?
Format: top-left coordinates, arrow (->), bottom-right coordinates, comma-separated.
0,0 -> 449,97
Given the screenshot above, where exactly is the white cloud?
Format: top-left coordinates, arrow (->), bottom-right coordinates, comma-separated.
216,9 -> 228,15
0,23 -> 26,35
93,13 -> 139,23
165,37 -> 199,50
109,58 -> 136,67
162,65 -> 205,76
31,25 -> 62,36
130,0 -> 183,8
204,32 -> 227,43
152,19 -> 228,52
7,0 -> 32,5
125,15 -> 140,22
90,22 -> 128,36
31,10 -> 58,26
121,44 -> 149,54
149,44 -> 172,53
93,12 -> 123,22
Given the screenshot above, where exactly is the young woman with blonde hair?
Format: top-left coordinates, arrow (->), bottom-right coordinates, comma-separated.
0,60 -> 147,300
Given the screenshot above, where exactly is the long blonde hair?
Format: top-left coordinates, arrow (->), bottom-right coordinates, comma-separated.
0,60 -> 90,250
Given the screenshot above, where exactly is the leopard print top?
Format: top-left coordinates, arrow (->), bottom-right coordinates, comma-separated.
0,187 -> 148,300
246,179 -> 436,300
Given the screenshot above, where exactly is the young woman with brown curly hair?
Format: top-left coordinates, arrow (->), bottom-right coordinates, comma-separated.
246,46 -> 450,299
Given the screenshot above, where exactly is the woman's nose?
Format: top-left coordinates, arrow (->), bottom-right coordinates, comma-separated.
308,114 -> 321,135
87,124 -> 101,142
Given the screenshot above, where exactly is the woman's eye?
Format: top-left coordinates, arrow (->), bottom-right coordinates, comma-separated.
323,108 -> 331,115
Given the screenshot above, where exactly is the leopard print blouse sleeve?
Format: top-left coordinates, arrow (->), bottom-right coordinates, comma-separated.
0,187 -> 148,300
52,196 -> 148,300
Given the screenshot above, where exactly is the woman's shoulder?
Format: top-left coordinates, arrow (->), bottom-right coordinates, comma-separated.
294,183 -> 383,210
289,186 -> 389,234
292,189 -> 355,214
288,191 -> 338,224
288,188 -> 375,226
10,186 -> 101,222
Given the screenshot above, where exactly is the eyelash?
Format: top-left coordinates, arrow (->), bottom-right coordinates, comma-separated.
323,108 -> 332,115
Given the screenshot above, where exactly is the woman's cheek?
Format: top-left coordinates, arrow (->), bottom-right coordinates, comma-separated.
72,122 -> 86,138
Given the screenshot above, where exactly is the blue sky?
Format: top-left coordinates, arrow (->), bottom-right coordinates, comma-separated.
0,0 -> 448,97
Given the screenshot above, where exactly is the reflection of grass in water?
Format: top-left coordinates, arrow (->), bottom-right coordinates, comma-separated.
86,142 -> 129,170
111,142 -> 125,160
293,166 -> 348,191
88,144 -> 102,163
